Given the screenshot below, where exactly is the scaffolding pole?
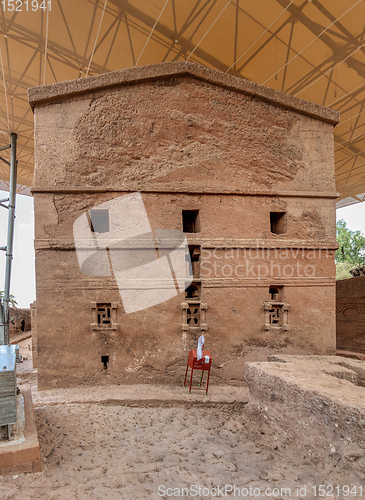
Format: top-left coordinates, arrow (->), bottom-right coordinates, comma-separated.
0,133 -> 17,345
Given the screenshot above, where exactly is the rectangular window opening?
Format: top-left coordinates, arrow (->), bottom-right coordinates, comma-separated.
185,282 -> 201,300
270,212 -> 286,235
187,245 -> 201,278
269,285 -> 284,302
182,210 -> 200,233
90,209 -> 110,233
101,355 -> 109,370
189,245 -> 201,262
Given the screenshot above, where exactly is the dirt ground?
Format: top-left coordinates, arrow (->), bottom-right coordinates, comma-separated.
1,338 -> 364,499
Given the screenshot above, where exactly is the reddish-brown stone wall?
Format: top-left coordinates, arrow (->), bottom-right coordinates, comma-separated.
29,62 -> 338,389
30,301 -> 37,368
336,276 -> 365,354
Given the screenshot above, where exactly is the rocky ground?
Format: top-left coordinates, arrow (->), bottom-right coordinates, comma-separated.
0,338 -> 364,499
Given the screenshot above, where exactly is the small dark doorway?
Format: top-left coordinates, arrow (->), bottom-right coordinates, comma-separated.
270,212 -> 287,234
101,355 -> 109,370
182,210 -> 200,233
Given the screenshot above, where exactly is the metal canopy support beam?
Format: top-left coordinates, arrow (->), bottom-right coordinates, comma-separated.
0,133 -> 17,346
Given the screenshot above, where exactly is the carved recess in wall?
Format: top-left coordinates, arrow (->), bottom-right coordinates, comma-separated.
337,304 -> 365,353
264,301 -> 290,332
91,302 -> 118,331
181,302 -> 208,332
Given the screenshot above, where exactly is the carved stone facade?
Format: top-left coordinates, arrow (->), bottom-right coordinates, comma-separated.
9,307 -> 31,338
91,302 -> 118,331
28,61 -> 339,389
336,276 -> 365,354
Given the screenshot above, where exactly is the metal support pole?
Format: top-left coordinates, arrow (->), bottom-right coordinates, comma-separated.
0,133 -> 17,345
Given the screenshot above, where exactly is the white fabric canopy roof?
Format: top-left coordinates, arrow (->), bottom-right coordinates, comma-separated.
0,0 -> 364,206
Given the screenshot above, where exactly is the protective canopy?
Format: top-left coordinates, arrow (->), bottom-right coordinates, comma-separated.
0,0 -> 364,206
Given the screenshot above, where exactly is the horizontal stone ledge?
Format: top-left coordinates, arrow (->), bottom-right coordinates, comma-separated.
36,278 -> 335,289
184,239 -> 338,250
337,314 -> 365,319
31,186 -> 338,199
41,239 -> 187,250
34,239 -> 338,251
203,278 -> 335,287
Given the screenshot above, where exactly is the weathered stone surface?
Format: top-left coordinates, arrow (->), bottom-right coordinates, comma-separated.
30,62 -> 338,389
28,61 -> 340,125
32,77 -> 337,195
337,276 -> 365,354
245,355 -> 365,478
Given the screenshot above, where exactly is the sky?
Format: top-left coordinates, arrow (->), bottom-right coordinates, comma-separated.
0,190 -> 35,308
0,189 -> 364,308
336,202 -> 365,235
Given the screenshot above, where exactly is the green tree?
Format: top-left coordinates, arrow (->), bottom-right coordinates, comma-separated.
336,262 -> 357,280
336,220 -> 365,279
0,291 -> 18,307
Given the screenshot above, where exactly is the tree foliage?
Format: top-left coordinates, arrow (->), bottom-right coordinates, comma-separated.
336,262 -> 356,280
336,219 -> 365,266
0,291 -> 18,307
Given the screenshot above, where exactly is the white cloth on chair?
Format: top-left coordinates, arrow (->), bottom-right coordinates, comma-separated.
197,335 -> 205,361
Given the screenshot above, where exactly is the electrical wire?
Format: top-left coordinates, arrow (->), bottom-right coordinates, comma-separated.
135,0 -> 170,66
294,44 -> 364,97
263,0 -> 362,85
43,8 -> 50,85
335,131 -> 365,152
86,0 -> 108,77
336,109 -> 365,128
225,0 -> 295,74
187,0 -> 232,62
336,151 -> 365,164
327,81 -> 365,108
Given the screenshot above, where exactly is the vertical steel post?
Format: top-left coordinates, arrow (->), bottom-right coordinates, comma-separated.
1,133 -> 17,345
0,294 -> 3,344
